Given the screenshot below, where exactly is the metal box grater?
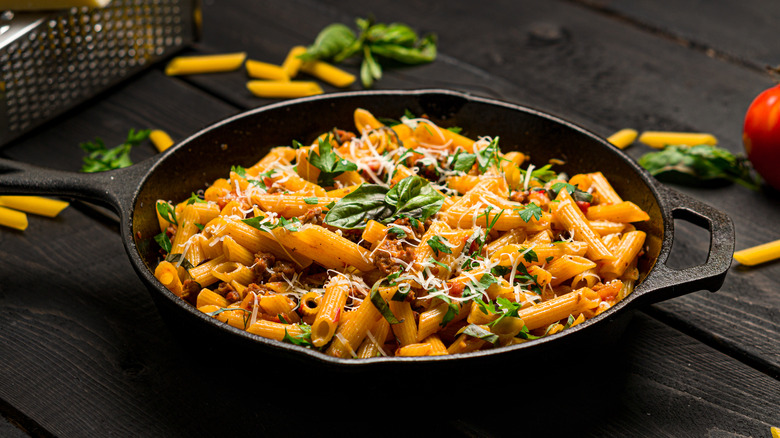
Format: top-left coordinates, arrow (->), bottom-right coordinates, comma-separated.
0,0 -> 201,145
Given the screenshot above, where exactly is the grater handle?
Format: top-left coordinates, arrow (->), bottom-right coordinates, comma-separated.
0,157 -> 154,214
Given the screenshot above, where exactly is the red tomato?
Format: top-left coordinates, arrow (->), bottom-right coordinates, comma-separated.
743,84 -> 780,190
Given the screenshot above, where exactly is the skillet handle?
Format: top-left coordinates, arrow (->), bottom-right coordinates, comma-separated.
633,186 -> 735,305
0,157 -> 154,214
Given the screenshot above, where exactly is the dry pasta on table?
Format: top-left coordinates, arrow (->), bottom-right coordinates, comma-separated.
152,108 -> 651,358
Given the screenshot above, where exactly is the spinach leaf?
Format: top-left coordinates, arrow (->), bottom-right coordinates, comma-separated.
638,144 -> 760,190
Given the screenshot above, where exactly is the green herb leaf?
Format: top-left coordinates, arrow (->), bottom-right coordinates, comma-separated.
165,253 -> 194,270
520,248 -> 538,263
304,197 -> 319,205
515,203 -> 542,223
300,23 -> 357,61
154,232 -> 172,253
549,182 -> 593,203
638,144 -> 760,190
370,283 -> 401,324
427,235 -> 453,257
475,137 -> 502,172
450,150 -> 477,173
461,324 -> 499,346
308,136 -> 358,186
156,201 -> 177,226
386,175 -> 445,221
323,184 -> 393,229
387,226 -> 407,238
79,128 -> 151,172
282,324 -> 314,347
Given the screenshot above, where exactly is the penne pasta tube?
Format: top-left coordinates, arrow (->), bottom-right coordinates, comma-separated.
638,131 -> 718,148
0,205 -> 28,230
272,225 -> 374,272
251,194 -> 337,217
165,52 -> 247,76
246,80 -> 323,99
281,45 -> 307,78
300,60 -> 356,87
311,275 -> 351,347
600,231 -> 647,279
356,317 -> 391,359
245,59 -> 290,81
389,300 -> 417,347
247,319 -> 307,341
547,255 -> 598,286
733,239 -> 780,266
551,189 -> 614,261
196,288 -> 229,308
517,287 -> 600,330
396,343 -> 433,357
0,196 -> 69,217
606,129 -> 638,149
149,129 -> 174,152
586,201 -> 650,223
588,172 -> 623,205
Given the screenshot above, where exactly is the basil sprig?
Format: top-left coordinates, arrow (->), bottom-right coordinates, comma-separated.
323,175 -> 444,229
638,144 -> 760,190
301,17 -> 437,88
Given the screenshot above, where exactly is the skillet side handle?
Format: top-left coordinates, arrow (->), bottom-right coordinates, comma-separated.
0,157 -> 152,213
634,187 -> 735,305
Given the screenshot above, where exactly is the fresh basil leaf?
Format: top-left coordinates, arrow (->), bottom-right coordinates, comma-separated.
638,144 -> 760,190
370,284 -> 401,324
308,136 -> 358,186
323,184 -> 392,229
156,201 -> 177,226
385,175 -> 444,222
461,324 -> 499,346
515,203 -> 542,223
282,324 -> 314,347
450,150 -> 477,173
521,248 -> 538,263
427,235 -> 453,257
360,45 -> 383,88
366,23 -> 417,46
516,325 -> 542,340
387,226 -> 407,238
154,232 -> 172,253
369,33 -> 437,64
549,182 -> 593,203
301,23 -> 356,61
304,197 -> 319,205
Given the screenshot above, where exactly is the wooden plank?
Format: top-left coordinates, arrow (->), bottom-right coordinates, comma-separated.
573,0 -> 780,71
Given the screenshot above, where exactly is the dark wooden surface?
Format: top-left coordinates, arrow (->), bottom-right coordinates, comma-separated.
1,0 -> 779,436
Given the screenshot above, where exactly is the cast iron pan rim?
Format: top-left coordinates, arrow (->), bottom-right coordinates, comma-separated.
125,89 -> 673,367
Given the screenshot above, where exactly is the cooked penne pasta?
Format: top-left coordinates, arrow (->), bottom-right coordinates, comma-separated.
151,108 -> 651,358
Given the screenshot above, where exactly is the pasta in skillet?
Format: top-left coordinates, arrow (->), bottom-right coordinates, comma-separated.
152,108 -> 650,358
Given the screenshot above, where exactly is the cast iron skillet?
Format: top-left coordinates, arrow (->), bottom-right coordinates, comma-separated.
0,89 -> 734,373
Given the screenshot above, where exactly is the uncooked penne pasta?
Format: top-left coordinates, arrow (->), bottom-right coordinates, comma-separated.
246,80 -> 323,99
0,196 -> 69,217
165,52 -> 247,76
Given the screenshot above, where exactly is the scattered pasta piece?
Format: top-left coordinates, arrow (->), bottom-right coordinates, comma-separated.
164,52 -> 247,76
607,129 -> 638,149
0,206 -> 29,231
246,59 -> 290,81
300,60 -> 356,88
281,46 -> 308,78
149,129 -> 175,152
0,196 -> 69,217
733,239 -> 780,266
771,426 -> 779,438
246,80 -> 323,99
638,131 -> 718,148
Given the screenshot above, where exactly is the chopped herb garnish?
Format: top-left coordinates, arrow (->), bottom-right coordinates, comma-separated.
427,235 -> 453,257
154,232 -> 172,253
304,197 -> 319,205
515,203 -> 542,223
308,136 -> 358,186
79,128 -> 151,173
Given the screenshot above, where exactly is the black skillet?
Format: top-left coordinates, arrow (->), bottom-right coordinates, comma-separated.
0,89 -> 734,374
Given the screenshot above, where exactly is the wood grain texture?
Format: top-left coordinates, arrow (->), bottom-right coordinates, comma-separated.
572,0 -> 780,71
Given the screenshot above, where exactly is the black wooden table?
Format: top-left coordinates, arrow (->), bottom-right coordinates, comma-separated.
2,1 -> 779,437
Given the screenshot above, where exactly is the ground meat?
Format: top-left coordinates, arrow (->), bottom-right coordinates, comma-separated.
268,259 -> 296,282
252,251 -> 297,282
299,207 -> 325,225
374,238 -> 414,276
180,279 -> 201,305
391,217 -> 426,237
333,129 -> 356,144
217,282 -> 240,303
509,190 -> 526,203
